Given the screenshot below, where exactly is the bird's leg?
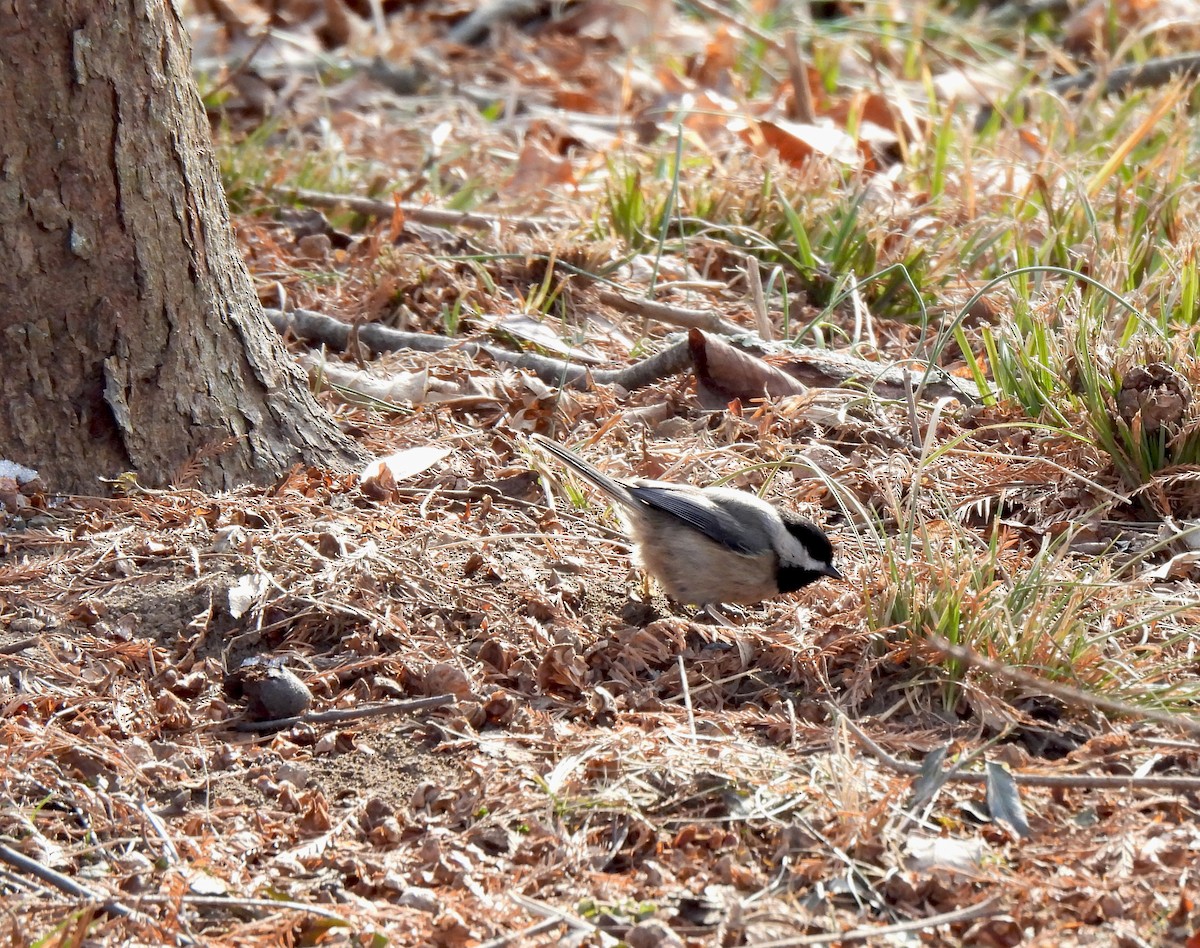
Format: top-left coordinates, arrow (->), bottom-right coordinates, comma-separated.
635,567 -> 652,601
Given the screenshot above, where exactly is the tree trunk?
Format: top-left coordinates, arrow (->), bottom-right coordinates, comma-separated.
0,0 -> 364,493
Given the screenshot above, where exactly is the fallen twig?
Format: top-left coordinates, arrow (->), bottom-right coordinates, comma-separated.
446,0 -> 564,45
0,636 -> 39,655
976,53 -> 1200,129
274,186 -> 554,234
230,693 -> 457,732
1046,53 -> 1200,100
476,917 -> 565,948
930,638 -> 1200,740
828,701 -> 1200,792
137,799 -> 180,866
750,894 -> 1004,947
0,842 -> 181,939
265,306 -> 691,391
267,307 -> 976,403
595,288 -> 746,336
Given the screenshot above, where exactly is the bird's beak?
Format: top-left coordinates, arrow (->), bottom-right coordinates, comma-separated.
822,564 -> 843,580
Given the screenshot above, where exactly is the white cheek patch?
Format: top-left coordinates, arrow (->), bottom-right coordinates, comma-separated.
776,531 -> 827,571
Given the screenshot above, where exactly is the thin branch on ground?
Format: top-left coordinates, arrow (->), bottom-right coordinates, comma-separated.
0,636 -> 39,655
1047,53 -> 1200,99
595,288 -> 746,336
265,306 -> 692,390
274,186 -> 554,234
267,306 -> 975,402
748,894 -> 1005,947
929,638 -> 1200,739
229,694 -> 457,732
829,702 -> 1200,791
0,842 -> 186,941
137,799 -> 180,866
975,53 -> 1200,129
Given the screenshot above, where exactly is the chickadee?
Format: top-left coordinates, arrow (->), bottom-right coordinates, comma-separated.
530,434 -> 841,606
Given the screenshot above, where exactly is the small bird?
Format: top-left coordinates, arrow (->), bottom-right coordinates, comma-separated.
530,434 -> 841,606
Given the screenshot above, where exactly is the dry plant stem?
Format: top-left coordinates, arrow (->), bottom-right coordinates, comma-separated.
1046,52 -> 1200,98
678,654 -> 697,739
0,866 -> 58,900
746,256 -> 772,339
828,703 -> 1200,792
230,693 -> 456,732
0,842 -> 180,939
0,636 -> 38,655
508,893 -> 598,937
138,799 -> 180,866
266,307 -> 692,390
203,4 -> 277,101
175,895 -> 348,922
275,187 -> 553,234
975,53 -> 1200,130
750,894 -> 1004,947
783,31 -> 815,124
930,639 -> 1200,739
595,288 -> 746,336
476,918 -> 565,948
685,0 -> 784,53
446,0 -> 552,45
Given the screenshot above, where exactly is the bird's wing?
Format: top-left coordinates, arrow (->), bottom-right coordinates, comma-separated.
627,482 -> 764,556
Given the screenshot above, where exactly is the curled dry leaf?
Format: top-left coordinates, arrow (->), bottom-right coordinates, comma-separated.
211,524 -> 249,553
906,834 -> 990,874
498,136 -> 576,201
425,662 -> 476,700
227,572 -> 269,619
688,328 -> 808,407
0,476 -> 31,512
536,643 -> 589,697
493,315 -> 604,364
1145,550 -> 1200,581
360,445 -> 454,500
305,356 -> 436,404
742,117 -> 863,170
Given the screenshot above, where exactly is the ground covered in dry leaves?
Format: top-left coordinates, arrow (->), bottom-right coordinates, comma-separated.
7,0 -> 1200,945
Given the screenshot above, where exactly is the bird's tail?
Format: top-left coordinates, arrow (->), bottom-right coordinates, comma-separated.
529,434 -> 635,507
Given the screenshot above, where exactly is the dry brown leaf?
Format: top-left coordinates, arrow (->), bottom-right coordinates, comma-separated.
744,117 -> 863,169
499,136 -> 577,200
688,328 -> 808,407
361,446 -> 453,489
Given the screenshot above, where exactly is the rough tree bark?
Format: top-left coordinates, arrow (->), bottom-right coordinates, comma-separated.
0,0 -> 364,493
